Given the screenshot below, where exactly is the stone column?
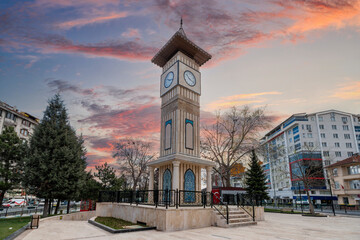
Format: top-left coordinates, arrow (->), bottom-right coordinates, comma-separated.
148,166 -> 154,204
206,166 -> 213,193
148,166 -> 154,190
172,161 -> 180,190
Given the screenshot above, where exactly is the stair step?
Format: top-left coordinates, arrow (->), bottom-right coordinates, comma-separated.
229,218 -> 252,223
228,221 -> 257,227
228,214 -> 248,218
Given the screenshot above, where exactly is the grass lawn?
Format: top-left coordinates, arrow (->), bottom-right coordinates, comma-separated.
95,217 -> 145,230
0,216 -> 30,240
265,208 -> 302,214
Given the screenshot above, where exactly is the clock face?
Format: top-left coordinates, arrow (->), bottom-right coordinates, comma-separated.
164,71 -> 174,88
184,70 -> 196,86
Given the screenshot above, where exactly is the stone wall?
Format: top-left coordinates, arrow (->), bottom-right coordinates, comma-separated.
61,211 -> 96,221
96,203 -> 214,231
243,206 -> 265,221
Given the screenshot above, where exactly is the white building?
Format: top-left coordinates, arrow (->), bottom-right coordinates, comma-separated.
261,110 -> 360,204
0,100 -> 39,141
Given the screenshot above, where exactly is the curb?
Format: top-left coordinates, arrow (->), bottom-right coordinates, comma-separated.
88,219 -> 156,233
4,223 -> 30,240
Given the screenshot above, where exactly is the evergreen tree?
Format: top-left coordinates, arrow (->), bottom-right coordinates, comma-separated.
0,126 -> 27,204
245,149 -> 269,205
94,162 -> 125,191
24,94 -> 87,216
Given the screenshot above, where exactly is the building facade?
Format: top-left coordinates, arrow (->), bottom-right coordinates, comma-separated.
261,110 -> 360,204
0,101 -> 39,141
326,154 -> 360,205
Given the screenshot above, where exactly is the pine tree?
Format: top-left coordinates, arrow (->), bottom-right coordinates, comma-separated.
24,94 -> 87,216
0,126 -> 27,204
245,149 -> 269,205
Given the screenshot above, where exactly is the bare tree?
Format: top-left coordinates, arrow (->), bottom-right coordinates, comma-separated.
201,106 -> 271,187
113,138 -> 156,190
288,144 -> 325,215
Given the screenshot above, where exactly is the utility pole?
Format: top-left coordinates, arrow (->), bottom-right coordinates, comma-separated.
327,179 -> 336,216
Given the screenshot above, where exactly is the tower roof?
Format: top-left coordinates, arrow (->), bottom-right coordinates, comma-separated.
151,23 -> 212,67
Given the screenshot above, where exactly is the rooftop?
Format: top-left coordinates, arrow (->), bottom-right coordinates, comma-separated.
326,154 -> 360,168
151,22 -> 212,67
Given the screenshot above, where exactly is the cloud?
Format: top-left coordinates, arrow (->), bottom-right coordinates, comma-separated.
57,12 -> 128,29
206,91 -> 282,110
121,28 -> 141,38
332,81 -> 360,100
17,55 -> 40,68
46,78 -> 96,96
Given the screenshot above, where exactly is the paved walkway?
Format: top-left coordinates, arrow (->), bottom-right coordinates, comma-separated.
17,213 -> 360,240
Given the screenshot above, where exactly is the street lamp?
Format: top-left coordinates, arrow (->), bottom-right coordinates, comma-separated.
327,179 -> 336,216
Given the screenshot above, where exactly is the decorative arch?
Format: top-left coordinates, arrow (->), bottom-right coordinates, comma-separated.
184,169 -> 196,203
163,168 -> 172,190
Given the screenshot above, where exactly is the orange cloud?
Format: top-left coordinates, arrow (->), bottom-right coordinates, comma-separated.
333,81 -> 360,100
206,91 -> 282,110
57,12 -> 128,29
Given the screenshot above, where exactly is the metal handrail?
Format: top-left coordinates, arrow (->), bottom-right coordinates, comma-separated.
237,193 -> 255,222
212,192 -> 229,224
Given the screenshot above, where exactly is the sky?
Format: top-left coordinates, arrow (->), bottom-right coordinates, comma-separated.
1,0 -> 360,170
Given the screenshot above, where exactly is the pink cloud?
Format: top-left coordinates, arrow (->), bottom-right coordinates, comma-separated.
121,28 -> 141,38
57,12 -> 128,29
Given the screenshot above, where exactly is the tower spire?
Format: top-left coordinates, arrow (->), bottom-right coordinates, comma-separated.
178,17 -> 186,37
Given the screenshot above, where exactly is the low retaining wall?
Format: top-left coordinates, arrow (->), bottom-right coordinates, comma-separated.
243,206 -> 265,221
60,211 -> 96,221
96,203 -> 213,231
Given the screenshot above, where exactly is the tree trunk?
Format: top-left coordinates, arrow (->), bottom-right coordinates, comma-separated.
0,191 -> 5,205
43,198 -> 49,217
48,199 -> 52,215
54,199 -> 60,215
225,173 -> 231,187
305,189 -> 315,214
67,199 -> 70,214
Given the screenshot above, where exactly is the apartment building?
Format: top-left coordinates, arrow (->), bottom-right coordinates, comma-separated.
0,100 -> 39,141
326,154 -> 360,205
261,110 -> 360,204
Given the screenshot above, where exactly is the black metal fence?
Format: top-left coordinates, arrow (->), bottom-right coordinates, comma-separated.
99,190 -> 260,224
99,190 -> 212,209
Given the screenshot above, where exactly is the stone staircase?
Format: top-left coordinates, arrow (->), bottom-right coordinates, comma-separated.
214,207 -> 257,228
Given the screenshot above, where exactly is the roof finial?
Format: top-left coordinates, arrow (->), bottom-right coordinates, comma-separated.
180,17 -> 183,29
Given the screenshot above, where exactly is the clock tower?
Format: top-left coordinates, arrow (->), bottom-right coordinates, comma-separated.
148,21 -> 215,196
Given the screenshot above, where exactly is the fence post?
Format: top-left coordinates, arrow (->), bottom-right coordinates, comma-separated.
226,203 -> 229,224
210,192 -> 213,208
155,189 -> 158,208
165,189 -> 168,209
237,193 -> 239,208
130,190 -> 133,205
176,189 -> 179,209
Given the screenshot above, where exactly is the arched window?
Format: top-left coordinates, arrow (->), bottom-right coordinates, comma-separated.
185,119 -> 193,149
165,120 -> 172,150
184,169 -> 195,203
163,169 -> 172,190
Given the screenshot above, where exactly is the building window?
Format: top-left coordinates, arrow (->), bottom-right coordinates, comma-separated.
332,125 -> 337,130
349,180 -> 360,189
344,134 -> 351,139
332,168 -> 338,176
5,111 -> 16,121
164,120 -> 172,150
343,125 -> 349,131
341,117 -> 348,123
294,134 -> 300,143
306,125 -> 311,131
335,142 -> 340,148
308,142 -> 314,147
307,133 -> 313,138
322,142 -> 327,147
22,120 -> 31,127
293,126 -> 299,134
185,119 -> 194,150
347,152 -> 353,157
295,143 -> 301,151
324,160 -> 331,166
302,124 -> 304,130
335,151 -> 342,157
323,151 -> 329,157
311,117 -> 314,121
334,181 -> 340,189
348,165 -> 360,175
321,133 -> 326,138
343,197 -> 349,204
20,129 -> 29,136
333,133 -> 338,139
346,143 -> 352,148
319,116 -> 323,122
357,135 -> 360,141
330,116 -> 336,122
319,124 -> 324,130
